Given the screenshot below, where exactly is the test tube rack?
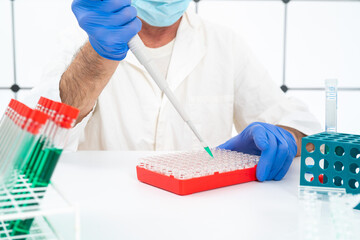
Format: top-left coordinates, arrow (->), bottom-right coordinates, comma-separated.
0,175 -> 80,240
300,132 -> 360,194
136,149 -> 259,195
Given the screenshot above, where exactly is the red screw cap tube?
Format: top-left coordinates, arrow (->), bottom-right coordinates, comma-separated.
56,103 -> 80,129
26,110 -> 49,135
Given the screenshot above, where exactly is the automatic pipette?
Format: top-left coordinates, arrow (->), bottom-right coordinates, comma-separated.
128,35 -> 214,158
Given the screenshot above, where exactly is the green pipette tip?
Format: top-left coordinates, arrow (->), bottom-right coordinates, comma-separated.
204,146 -> 214,158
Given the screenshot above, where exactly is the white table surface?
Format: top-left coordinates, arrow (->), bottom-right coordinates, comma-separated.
52,151 -> 303,240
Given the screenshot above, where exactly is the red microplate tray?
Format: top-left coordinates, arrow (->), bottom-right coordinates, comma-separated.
136,165 -> 257,195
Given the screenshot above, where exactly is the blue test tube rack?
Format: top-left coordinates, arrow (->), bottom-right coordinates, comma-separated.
300,132 -> 360,194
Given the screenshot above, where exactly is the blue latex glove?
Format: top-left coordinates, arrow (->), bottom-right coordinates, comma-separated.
72,0 -> 142,61
218,122 -> 297,181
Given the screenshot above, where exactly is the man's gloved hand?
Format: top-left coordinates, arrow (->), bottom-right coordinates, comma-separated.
218,122 -> 297,181
72,0 -> 142,61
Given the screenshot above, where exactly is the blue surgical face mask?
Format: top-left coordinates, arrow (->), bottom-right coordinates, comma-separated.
132,0 -> 191,27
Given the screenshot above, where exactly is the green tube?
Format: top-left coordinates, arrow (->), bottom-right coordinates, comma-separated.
32,148 -> 62,187
22,138 -> 46,179
4,133 -> 36,191
10,147 -> 63,237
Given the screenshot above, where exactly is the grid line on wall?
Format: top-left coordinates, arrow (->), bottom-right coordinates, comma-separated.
282,1 -> 288,86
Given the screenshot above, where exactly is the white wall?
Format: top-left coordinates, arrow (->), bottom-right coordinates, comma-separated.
287,1 -> 360,88
0,0 -> 359,134
0,0 -> 14,88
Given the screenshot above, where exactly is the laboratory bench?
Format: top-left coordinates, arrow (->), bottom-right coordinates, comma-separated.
52,151 -> 305,240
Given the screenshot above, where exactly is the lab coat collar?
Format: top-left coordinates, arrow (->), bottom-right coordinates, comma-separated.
167,11 -> 206,91
124,11 -> 206,92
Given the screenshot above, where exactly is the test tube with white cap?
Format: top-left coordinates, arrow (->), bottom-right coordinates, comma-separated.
325,79 -> 338,133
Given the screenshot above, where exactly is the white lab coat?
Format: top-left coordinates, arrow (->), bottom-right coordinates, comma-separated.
25,11 -> 322,151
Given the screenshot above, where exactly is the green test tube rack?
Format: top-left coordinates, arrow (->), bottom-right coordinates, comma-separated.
0,176 -> 80,240
300,132 -> 360,194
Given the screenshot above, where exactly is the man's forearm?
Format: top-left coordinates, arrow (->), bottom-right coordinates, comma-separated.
278,125 -> 306,157
59,41 -> 120,123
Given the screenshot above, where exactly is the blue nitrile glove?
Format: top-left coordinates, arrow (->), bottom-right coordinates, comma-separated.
218,122 -> 297,181
72,0 -> 142,61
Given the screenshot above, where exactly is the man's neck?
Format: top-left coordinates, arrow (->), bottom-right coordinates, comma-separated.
138,18 -> 182,48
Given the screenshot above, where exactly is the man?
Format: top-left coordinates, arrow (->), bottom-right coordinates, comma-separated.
28,0 -> 321,181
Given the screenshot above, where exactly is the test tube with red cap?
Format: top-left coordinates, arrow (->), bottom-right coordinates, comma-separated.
7,110 -> 49,188
0,99 -> 17,144
30,102 -> 79,187
0,100 -> 49,189
0,100 -> 23,180
7,104 -> 34,159
0,100 -> 29,162
0,100 -> 22,182
0,99 -> 18,135
22,98 -> 62,179
0,101 -> 33,183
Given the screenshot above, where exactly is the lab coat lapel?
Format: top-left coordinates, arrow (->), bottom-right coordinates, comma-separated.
123,11 -> 205,94
167,12 -> 206,92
